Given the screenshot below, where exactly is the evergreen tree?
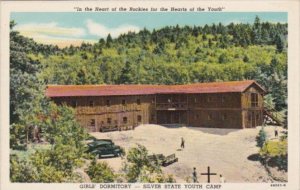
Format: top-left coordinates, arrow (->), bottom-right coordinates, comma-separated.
274,34 -> 284,53
106,34 -> 113,47
256,127 -> 267,148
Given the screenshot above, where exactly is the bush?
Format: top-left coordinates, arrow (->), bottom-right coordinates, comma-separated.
10,154 -> 38,182
10,124 -> 27,150
260,139 -> 287,171
260,140 -> 287,157
123,144 -> 175,183
87,159 -> 115,183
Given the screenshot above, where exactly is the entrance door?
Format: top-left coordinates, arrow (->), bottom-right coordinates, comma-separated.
156,111 -> 186,124
248,111 -> 256,128
172,112 -> 180,123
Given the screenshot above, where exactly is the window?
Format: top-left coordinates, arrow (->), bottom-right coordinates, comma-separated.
207,96 -> 212,102
90,119 -> 95,126
106,100 -> 110,107
89,100 -> 94,107
222,113 -> 227,121
208,113 -> 212,120
123,117 -> 128,124
107,118 -> 111,124
195,114 -> 199,120
152,98 -> 155,104
194,97 -> 197,103
137,99 -> 141,105
71,100 -> 77,108
122,99 -> 126,106
251,93 -> 258,107
221,96 -> 226,103
137,115 -> 142,122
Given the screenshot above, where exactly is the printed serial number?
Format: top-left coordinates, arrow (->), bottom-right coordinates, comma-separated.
270,184 -> 286,187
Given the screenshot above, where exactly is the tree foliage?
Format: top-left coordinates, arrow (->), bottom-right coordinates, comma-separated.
256,127 -> 267,148
9,17 -> 288,182
87,159 -> 115,183
122,144 -> 175,183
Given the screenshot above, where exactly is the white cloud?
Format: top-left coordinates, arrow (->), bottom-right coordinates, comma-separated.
14,22 -> 90,47
86,19 -> 140,38
15,22 -> 86,38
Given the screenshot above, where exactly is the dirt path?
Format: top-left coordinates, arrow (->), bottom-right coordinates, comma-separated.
90,125 -> 286,183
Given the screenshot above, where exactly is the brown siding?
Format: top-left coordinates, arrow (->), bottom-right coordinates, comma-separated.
53,95 -> 155,132
188,93 -> 242,109
51,84 -> 265,131
188,110 -> 243,129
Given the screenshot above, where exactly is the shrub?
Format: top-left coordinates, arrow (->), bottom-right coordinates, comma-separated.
123,144 -> 175,183
87,159 -> 115,183
260,139 -> 287,171
256,127 -> 267,148
260,140 -> 287,157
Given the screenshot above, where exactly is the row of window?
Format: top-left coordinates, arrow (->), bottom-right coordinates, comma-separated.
89,115 -> 142,127
193,96 -> 227,103
71,93 -> 259,108
72,98 -> 142,108
194,113 -> 228,121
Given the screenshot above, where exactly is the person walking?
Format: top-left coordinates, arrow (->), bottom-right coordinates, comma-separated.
181,137 -> 185,149
192,167 -> 198,183
274,127 -> 278,138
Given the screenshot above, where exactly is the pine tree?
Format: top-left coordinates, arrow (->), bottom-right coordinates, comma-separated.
256,127 -> 267,148
106,34 -> 113,47
274,34 -> 284,53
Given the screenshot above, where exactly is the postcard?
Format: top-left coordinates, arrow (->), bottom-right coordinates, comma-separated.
0,1 -> 299,190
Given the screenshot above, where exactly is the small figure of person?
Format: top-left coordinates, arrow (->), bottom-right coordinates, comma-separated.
181,137 -> 185,149
219,174 -> 226,183
192,167 -> 198,183
274,127 -> 278,138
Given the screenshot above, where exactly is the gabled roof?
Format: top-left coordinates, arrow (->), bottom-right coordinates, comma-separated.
45,80 -> 266,97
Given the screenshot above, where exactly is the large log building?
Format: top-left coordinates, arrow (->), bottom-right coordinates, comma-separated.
45,80 -> 266,132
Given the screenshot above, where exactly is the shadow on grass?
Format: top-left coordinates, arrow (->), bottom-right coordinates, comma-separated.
247,153 -> 261,161
247,153 -> 287,172
187,127 -> 240,136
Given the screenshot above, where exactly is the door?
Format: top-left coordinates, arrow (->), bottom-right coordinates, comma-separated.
172,112 -> 180,123
248,111 -> 256,128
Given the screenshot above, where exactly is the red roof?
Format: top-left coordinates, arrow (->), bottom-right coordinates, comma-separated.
45,80 -> 266,97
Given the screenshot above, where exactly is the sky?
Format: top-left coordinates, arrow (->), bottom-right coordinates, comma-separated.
11,12 -> 287,48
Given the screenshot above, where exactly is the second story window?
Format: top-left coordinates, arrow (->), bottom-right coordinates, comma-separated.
207,96 -> 212,102
152,98 -> 155,104
71,100 -> 77,108
137,98 -> 141,105
221,96 -> 226,103
251,93 -> 258,107
89,100 -> 94,107
106,100 -> 110,107
122,99 -> 126,106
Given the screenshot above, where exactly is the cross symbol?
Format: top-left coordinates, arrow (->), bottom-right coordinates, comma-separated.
201,166 -> 217,183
